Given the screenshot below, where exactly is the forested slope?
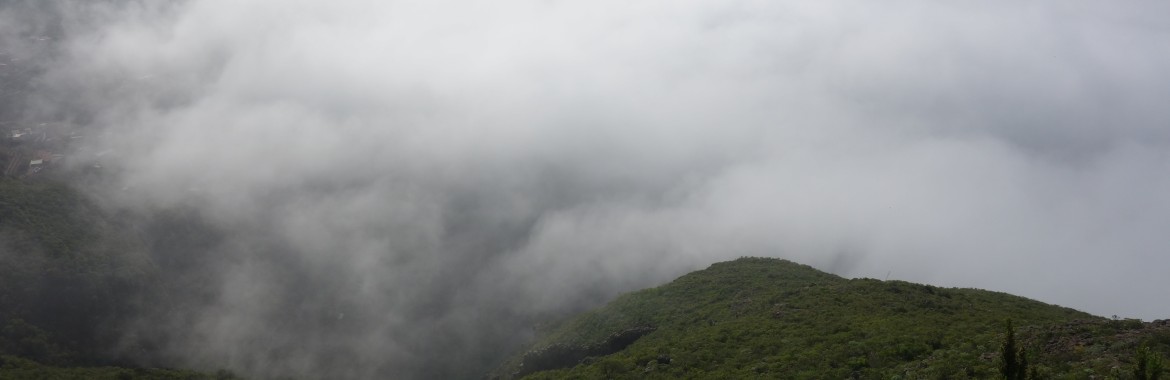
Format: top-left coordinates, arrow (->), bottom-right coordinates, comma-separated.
0,178 -> 237,378
499,258 -> 1170,379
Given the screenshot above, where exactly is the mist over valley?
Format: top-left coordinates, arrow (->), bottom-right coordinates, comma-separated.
2,1 -> 1170,378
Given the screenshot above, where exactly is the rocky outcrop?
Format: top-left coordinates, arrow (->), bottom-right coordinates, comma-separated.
512,325 -> 656,378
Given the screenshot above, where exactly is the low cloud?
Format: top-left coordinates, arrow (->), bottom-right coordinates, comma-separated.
10,0 -> 1170,377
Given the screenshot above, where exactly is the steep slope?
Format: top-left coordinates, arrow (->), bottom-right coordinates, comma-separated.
497,257 -> 1170,379
0,178 -> 239,378
0,178 -> 155,364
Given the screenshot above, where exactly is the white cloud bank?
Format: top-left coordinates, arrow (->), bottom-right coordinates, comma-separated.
15,0 -> 1170,377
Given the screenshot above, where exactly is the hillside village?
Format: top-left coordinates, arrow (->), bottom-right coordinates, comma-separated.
1,122 -> 83,178
1,29 -> 80,181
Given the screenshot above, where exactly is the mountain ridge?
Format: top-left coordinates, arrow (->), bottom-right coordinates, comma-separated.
496,257 -> 1169,379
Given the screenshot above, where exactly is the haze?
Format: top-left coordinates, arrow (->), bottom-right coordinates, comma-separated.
4,0 -> 1170,378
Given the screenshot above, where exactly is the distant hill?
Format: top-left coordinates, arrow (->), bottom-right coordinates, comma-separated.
495,257 -> 1170,379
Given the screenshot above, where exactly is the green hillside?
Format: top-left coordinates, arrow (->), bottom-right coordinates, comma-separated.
0,178 -> 237,379
0,178 -> 151,364
497,258 -> 1170,379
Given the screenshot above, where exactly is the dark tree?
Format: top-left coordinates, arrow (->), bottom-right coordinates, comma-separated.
1000,319 -> 1029,380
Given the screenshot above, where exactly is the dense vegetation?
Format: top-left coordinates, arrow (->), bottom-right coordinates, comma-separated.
0,178 -> 150,363
498,258 -> 1170,379
0,178 -> 237,378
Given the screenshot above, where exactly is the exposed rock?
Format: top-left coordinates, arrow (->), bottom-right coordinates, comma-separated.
596,325 -> 657,353
512,325 -> 657,378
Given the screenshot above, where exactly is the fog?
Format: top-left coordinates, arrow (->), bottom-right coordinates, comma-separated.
6,0 -> 1170,378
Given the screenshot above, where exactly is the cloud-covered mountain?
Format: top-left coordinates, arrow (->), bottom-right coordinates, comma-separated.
4,0 -> 1170,378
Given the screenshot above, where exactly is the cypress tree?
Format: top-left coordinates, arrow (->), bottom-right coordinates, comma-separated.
1000,319 -> 1029,380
